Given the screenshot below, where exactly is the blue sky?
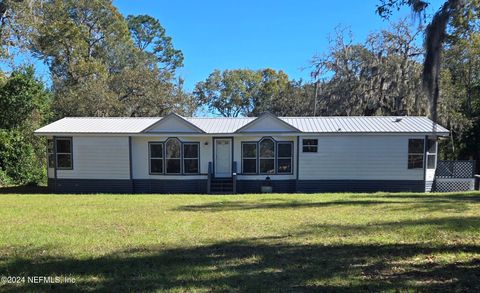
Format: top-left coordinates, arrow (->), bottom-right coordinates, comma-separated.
115,0 -> 444,91
3,1 -> 444,90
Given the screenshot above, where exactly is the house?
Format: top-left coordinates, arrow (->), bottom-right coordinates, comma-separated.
34,113 -> 449,194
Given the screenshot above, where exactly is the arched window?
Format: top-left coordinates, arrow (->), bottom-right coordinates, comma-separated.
165,138 -> 181,174
259,138 -> 275,174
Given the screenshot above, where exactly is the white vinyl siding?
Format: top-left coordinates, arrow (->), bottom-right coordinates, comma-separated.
56,136 -> 130,179
298,135 -> 425,180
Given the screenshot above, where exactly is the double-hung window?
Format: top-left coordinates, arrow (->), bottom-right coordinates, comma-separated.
408,139 -> 424,169
302,139 -> 318,153
149,143 -> 163,174
183,143 -> 199,174
277,142 -> 293,174
259,138 -> 275,174
426,139 -> 437,169
242,143 -> 257,174
56,138 -> 72,169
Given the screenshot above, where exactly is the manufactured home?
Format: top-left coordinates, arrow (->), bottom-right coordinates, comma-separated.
34,113 -> 449,194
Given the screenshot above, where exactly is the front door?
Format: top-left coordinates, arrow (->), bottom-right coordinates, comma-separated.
214,138 -> 232,178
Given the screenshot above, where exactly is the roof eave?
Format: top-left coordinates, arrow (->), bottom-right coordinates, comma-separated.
34,130 -> 450,136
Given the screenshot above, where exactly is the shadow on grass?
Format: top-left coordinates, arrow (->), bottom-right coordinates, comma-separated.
175,193 -> 480,212
1,239 -> 479,292
378,192 -> 480,200
175,200 -> 408,212
302,216 -> 480,235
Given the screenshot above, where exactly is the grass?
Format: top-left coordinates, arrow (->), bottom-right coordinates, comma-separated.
0,192 -> 480,292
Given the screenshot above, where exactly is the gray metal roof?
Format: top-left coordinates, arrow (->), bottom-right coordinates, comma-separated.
34,117 -> 160,134
185,117 -> 254,133
280,116 -> 448,134
35,115 -> 449,135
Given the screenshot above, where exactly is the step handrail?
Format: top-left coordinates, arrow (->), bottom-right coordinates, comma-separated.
232,161 -> 237,194
207,162 -> 212,194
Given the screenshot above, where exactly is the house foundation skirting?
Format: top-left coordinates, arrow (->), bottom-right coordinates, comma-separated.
48,178 -> 134,194
236,180 -> 297,193
48,179 -> 208,194
297,180 -> 425,193
49,178 -> 425,193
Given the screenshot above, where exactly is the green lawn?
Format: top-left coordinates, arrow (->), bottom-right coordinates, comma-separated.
0,192 -> 480,292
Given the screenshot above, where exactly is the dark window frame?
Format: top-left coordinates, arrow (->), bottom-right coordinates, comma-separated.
302,139 -> 318,153
277,142 -> 293,174
408,138 -> 425,169
148,142 -> 164,175
149,138 -> 201,175
183,142 -> 200,174
259,137 -> 275,175
241,137 -> 294,175
165,138 -> 182,174
55,137 -> 73,170
241,142 -> 257,174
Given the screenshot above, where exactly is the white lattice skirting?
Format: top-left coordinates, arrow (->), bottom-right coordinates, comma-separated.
434,178 -> 475,192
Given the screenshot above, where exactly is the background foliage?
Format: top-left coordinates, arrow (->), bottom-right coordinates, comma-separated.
0,0 -> 478,185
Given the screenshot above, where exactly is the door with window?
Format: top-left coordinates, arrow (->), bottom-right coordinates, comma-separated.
214,138 -> 232,177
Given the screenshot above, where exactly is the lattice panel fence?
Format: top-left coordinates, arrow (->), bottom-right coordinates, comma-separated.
434,179 -> 475,192
434,160 -> 476,192
436,160 -> 475,178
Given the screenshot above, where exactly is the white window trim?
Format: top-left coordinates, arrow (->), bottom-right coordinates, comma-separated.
426,139 -> 437,169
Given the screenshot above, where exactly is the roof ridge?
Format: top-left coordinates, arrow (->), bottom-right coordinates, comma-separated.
281,116 -> 425,119
61,116 -> 429,119
183,117 -> 258,119
62,116 -> 163,119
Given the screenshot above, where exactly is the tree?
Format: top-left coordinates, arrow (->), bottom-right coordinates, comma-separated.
377,0 -> 465,123
251,70 -> 315,116
311,22 -> 428,116
0,0 -> 38,60
194,69 -> 262,117
0,66 -> 51,186
19,0 -> 195,118
437,0 -> 480,167
31,0 -> 131,84
0,67 -> 50,129
127,15 -> 184,73
195,68 -> 315,117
